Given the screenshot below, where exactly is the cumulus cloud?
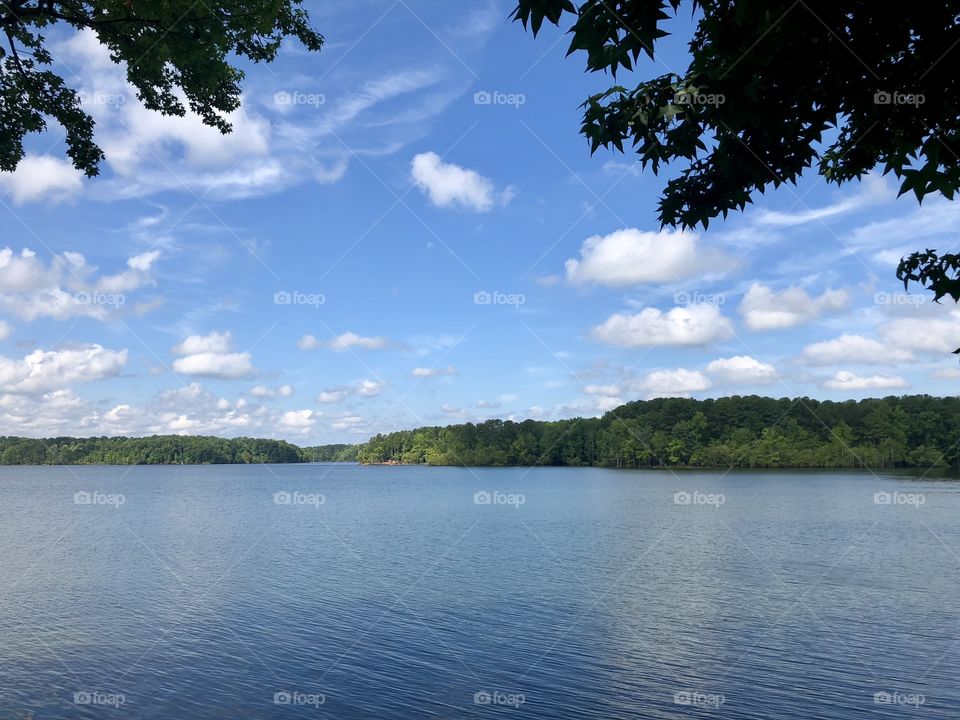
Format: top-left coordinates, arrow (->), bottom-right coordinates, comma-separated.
0,155 -> 84,204
171,331 -> 253,379
880,310 -> 960,355
297,334 -> 320,350
0,246 -> 159,322
317,390 -> 348,404
800,334 -> 914,366
706,356 -> 778,384
172,330 -> 233,356
410,152 -> 509,211
355,379 -> 386,397
172,353 -> 254,379
739,283 -> 849,330
591,304 -> 733,347
632,369 -> 711,398
412,365 -> 457,378
250,384 -> 293,398
0,344 -> 127,394
564,228 -> 731,286
317,378 -> 386,403
820,371 -> 909,390
279,409 -> 316,432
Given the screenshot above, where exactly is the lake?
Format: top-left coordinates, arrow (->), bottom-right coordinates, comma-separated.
1,464 -> 957,718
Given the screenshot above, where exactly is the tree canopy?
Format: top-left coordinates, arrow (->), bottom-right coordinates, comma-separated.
356,394 -> 960,470
512,0 -> 960,302
0,0 -> 322,176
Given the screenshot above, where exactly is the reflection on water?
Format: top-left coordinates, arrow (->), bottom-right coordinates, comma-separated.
0,464 -> 958,718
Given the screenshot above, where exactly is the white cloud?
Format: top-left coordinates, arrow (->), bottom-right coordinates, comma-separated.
594,395 -> 624,412
299,332 -> 388,352
172,330 -> 233,355
820,371 -> 909,390
97,250 -> 160,293
356,379 -> 386,397
0,247 -> 158,322
297,334 -> 320,350
0,155 -> 84,204
171,331 -> 253,379
739,283 -> 849,330
329,332 -> 389,352
317,390 -> 348,404
279,409 -> 316,432
632,369 -> 711,398
592,304 -> 733,347
706,356 -> 778,384
411,152 -> 508,211
316,378 -> 386,403
800,334 -> 914,366
412,365 -> 457,378
931,367 -> 960,380
565,228 -> 731,286
0,344 -> 127,394
582,383 -> 621,396
250,384 -> 293,399
0,321 -> 12,341
330,414 -> 366,432
880,310 -> 960,355
172,352 -> 254,379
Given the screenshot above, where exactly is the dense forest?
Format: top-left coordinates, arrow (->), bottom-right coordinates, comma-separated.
301,444 -> 360,462
0,435 -> 308,465
356,395 -> 960,470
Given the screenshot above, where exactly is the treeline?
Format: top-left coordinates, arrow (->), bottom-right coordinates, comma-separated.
0,435 -> 307,465
356,395 -> 960,469
302,444 -> 360,462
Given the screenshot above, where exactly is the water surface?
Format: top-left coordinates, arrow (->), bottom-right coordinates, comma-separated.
1,464 -> 957,718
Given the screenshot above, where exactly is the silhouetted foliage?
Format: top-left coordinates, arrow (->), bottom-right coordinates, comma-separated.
0,0 -> 322,176
513,1 -> 960,304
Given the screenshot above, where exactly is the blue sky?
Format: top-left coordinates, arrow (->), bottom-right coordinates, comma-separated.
0,0 -> 958,443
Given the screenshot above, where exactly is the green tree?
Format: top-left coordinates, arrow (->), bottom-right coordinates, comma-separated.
512,1 -> 960,303
1,0 -> 322,176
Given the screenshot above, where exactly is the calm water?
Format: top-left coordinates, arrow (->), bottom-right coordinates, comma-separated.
1,464 -> 958,718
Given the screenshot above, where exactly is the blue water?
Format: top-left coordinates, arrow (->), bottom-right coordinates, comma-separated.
1,464 -> 958,718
